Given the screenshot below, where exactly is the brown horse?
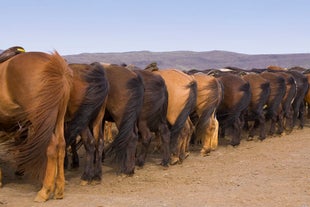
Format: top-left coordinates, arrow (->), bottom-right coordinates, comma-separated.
102,63 -> 144,174
304,73 -> 310,118
153,69 -> 197,164
210,71 -> 251,146
242,73 -> 270,140
66,63 -> 144,177
0,51 -> 72,202
256,71 -> 286,136
190,73 -> 223,156
132,69 -> 170,167
64,62 -> 109,184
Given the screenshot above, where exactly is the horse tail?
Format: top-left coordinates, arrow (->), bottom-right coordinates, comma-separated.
170,80 -> 197,152
16,51 -> 72,180
258,81 -> 271,108
195,78 -> 222,143
237,81 -> 252,113
107,73 -> 144,163
147,76 -> 169,131
65,62 -> 109,145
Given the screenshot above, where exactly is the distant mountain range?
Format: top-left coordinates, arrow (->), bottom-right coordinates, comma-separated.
64,50 -> 310,70
2,49 -> 310,70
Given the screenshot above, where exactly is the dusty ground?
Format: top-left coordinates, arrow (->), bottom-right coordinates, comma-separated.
1,121 -> 310,207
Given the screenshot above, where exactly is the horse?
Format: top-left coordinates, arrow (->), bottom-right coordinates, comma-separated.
303,73 -> 310,118
152,69 -> 197,164
0,51 -> 72,202
131,69 -> 170,167
207,70 -> 251,146
101,63 -> 144,175
286,70 -> 308,129
67,63 -> 144,177
242,73 -> 270,140
265,69 -> 297,132
64,62 -> 109,185
253,70 -> 286,136
189,72 -> 223,156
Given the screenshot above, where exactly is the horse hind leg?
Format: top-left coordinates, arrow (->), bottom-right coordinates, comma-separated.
80,128 -> 95,186
210,115 -> 219,151
180,119 -> 193,161
230,118 -> 241,146
158,122 -> 170,167
0,168 -> 2,187
135,124 -> 153,167
35,133 -> 62,202
171,119 -> 192,165
93,127 -> 104,184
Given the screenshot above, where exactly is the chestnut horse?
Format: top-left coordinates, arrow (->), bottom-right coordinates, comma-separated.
65,62 -> 109,184
0,51 -> 72,202
190,72 -> 223,156
153,69 -> 197,164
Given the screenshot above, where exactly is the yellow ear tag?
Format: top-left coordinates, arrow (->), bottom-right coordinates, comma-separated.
17,48 -> 25,53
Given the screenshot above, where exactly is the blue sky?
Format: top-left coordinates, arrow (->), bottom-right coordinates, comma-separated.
2,0 -> 310,55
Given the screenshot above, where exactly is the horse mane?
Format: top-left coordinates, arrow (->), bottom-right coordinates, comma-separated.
15,51 -> 72,180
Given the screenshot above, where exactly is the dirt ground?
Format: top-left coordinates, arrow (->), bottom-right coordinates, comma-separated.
1,120 -> 310,207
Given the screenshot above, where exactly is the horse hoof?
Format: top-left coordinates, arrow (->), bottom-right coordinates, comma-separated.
34,193 -> 48,203
247,137 -> 254,141
135,159 -> 145,167
170,157 -> 179,165
80,180 -> 89,186
200,149 -> 211,157
53,192 -> 64,200
91,180 -> 101,185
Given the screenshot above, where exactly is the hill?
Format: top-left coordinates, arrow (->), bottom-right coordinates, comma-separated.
64,50 -> 310,70
1,49 -> 310,70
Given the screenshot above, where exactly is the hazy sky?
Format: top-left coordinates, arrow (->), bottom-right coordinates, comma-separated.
2,0 -> 310,55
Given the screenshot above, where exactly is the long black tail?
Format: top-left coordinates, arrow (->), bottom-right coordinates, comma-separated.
65,62 -> 109,145
170,81 -> 197,152
107,74 -> 144,162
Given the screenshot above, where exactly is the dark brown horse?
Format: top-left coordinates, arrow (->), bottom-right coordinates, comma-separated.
286,70 -> 309,129
132,69 -> 170,167
0,51 -> 72,202
66,63 -> 144,178
65,62 -> 109,185
303,73 -> 310,118
242,73 -> 270,140
266,69 -> 297,132
256,71 -> 286,136
209,71 -> 251,146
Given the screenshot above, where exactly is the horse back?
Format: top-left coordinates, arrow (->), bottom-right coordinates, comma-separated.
153,69 -> 196,124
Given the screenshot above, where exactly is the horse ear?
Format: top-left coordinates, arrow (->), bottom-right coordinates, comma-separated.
145,62 -> 159,72
207,70 -> 217,76
239,71 -> 247,76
